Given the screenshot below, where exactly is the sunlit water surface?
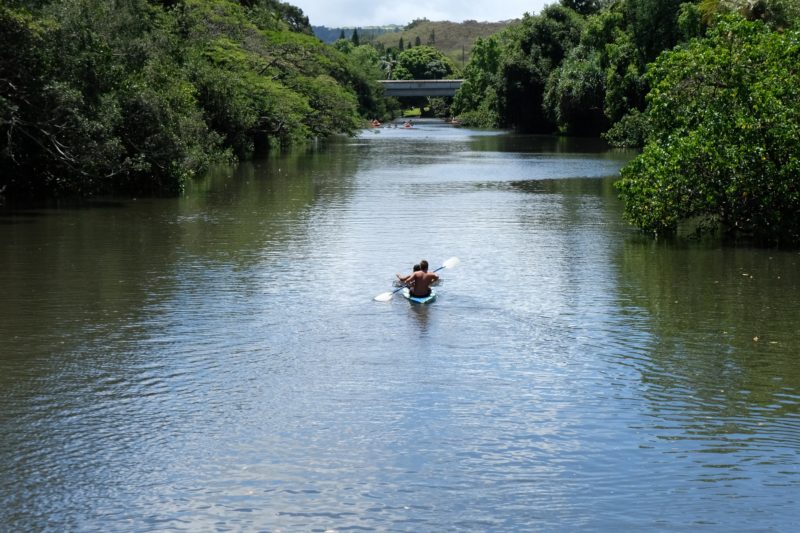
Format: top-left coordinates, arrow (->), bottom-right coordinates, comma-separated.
1,120 -> 798,531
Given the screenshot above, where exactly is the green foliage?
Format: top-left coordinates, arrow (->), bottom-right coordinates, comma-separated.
451,36 -> 501,125
560,0 -> 605,15
1,1 -> 217,197
454,103 -> 499,128
601,108 -> 649,147
616,16 -> 800,244
427,97 -> 450,118
543,46 -> 608,135
677,2 -> 705,40
625,0 -> 687,61
603,28 -> 647,124
331,43 -> 397,120
496,5 -> 584,132
393,45 -> 456,80
0,0 -> 389,200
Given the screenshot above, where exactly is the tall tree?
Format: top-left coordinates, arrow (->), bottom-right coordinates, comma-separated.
393,45 -> 456,80
616,16 -> 800,243
625,0 -> 685,60
496,5 -> 584,132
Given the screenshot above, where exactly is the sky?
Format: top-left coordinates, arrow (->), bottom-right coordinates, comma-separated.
291,0 -> 551,28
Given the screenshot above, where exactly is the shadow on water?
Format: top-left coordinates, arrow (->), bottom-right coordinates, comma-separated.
0,200 -> 128,224
469,132 -> 637,156
406,301 -> 432,334
0,141 -> 360,360
615,237 -> 800,451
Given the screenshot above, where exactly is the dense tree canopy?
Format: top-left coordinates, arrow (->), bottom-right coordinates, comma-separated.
0,0 -> 390,200
450,0 -> 800,243
496,5 -> 584,132
616,16 -> 800,244
392,45 -> 456,80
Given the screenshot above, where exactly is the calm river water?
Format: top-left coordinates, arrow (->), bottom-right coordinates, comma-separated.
1,120 -> 798,531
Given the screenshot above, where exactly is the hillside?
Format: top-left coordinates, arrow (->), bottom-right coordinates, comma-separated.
375,19 -> 514,67
312,25 -> 403,44
316,19 -> 515,68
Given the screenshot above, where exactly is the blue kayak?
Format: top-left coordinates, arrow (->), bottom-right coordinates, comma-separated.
402,287 -> 436,304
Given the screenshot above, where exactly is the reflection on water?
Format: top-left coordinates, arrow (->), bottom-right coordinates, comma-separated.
1,119 -> 797,531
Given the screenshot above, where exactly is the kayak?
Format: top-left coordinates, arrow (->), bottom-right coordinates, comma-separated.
402,287 -> 436,304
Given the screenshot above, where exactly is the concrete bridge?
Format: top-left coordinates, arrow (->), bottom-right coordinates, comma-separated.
378,79 -> 463,97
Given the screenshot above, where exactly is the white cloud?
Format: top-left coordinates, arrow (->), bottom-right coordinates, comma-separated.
292,0 -> 549,27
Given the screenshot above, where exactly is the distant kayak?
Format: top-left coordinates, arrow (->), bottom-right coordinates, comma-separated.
402,287 -> 436,304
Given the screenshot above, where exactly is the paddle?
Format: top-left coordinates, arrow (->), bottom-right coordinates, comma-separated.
374,257 -> 460,302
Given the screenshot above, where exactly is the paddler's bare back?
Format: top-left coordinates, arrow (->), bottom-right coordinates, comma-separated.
408,271 -> 438,297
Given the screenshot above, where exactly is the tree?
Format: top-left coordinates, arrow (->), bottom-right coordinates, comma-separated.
339,29 -> 346,40
415,35 -> 421,46
603,29 -> 647,123
616,16 -> 800,244
393,45 -> 456,80
625,0 -> 686,61
399,37 -> 404,51
452,36 -> 501,126
560,0 -> 604,15
496,5 -> 584,132
543,46 -> 608,135
351,27 -> 359,46
0,0 -> 387,200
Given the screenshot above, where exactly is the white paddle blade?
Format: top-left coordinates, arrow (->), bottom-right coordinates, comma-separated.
374,292 -> 394,302
442,256 -> 460,269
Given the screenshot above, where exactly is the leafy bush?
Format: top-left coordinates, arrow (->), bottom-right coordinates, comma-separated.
602,108 -> 649,147
616,16 -> 800,244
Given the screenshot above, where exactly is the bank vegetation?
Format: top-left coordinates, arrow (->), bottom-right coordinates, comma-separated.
0,0 -> 393,199
451,0 -> 800,244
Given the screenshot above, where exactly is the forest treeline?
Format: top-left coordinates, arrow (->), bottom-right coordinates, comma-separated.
3,0 -> 800,243
452,0 -> 798,136
451,0 -> 800,243
0,0 -> 393,199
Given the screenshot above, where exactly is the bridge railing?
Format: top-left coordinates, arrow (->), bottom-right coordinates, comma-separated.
377,79 -> 463,97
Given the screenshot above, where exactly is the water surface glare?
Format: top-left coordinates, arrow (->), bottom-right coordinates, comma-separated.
1,120 -> 798,531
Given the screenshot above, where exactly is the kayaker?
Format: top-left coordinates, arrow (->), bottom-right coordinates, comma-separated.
399,259 -> 438,298
396,263 -> 420,286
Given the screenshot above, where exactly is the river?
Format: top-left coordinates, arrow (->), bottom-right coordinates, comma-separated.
1,120 -> 798,531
